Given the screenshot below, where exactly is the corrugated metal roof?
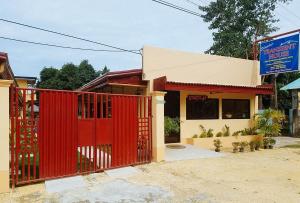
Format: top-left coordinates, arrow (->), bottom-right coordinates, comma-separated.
280,78 -> 300,91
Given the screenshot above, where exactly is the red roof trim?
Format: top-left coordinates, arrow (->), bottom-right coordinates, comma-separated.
153,76 -> 273,95
78,68 -> 144,91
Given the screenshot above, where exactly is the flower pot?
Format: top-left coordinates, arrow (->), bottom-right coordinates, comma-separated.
269,145 -> 274,149
215,148 -> 220,152
250,148 -> 255,152
239,148 -> 244,152
255,146 -> 260,150
233,148 -> 238,153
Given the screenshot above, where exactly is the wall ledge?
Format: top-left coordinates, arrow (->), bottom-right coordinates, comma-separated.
0,80 -> 13,87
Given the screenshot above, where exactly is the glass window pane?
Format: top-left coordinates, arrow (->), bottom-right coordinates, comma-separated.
222,99 -> 250,119
186,98 -> 219,120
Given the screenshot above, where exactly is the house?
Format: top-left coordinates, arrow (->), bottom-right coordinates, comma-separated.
0,52 -> 37,87
80,46 -> 273,160
79,46 -> 272,145
281,78 -> 300,137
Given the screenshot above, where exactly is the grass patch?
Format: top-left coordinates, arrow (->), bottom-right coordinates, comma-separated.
282,142 -> 300,148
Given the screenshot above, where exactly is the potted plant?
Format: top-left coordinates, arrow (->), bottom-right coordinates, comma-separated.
207,128 -> 214,138
263,138 -> 270,149
164,116 -> 180,143
223,125 -> 230,137
269,138 -> 276,149
239,141 -> 248,152
216,132 -> 223,137
249,141 -> 255,152
214,139 -> 222,152
254,140 -> 262,150
232,142 -> 239,153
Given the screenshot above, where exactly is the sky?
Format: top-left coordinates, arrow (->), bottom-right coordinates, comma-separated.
1,0 -> 300,78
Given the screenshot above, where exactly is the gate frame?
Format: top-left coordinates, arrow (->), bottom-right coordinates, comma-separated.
9,86 -> 153,187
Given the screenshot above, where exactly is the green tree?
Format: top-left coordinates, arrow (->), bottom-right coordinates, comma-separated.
37,67 -> 60,89
96,65 -> 110,77
37,60 -> 100,90
199,0 -> 291,59
78,60 -> 97,85
57,63 -> 80,90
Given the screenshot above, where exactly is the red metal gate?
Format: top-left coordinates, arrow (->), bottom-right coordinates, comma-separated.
10,87 -> 152,186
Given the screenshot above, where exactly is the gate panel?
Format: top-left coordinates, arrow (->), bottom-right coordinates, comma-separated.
39,91 -> 78,178
10,87 -> 152,187
111,96 -> 138,167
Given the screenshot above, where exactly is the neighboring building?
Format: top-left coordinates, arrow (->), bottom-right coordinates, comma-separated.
281,78 -> 300,137
0,52 -> 37,87
0,52 -> 14,81
79,46 -> 273,144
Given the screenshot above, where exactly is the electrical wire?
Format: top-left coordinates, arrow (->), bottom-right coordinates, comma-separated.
0,18 -> 141,55
0,36 -> 141,53
151,0 -> 202,17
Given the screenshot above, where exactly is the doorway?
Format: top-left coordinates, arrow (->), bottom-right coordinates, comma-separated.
164,91 -> 180,143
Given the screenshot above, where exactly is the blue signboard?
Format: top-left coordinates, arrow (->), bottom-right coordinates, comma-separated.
260,34 -> 299,75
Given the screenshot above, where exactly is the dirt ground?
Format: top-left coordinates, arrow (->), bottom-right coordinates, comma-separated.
1,146 -> 300,202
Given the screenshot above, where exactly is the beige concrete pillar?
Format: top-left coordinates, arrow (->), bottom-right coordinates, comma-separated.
151,91 -> 166,162
0,80 -> 13,193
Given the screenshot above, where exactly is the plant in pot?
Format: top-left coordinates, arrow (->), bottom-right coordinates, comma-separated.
216,132 -> 223,137
254,140 -> 262,150
263,138 -> 270,149
222,125 -> 230,137
214,139 -> 222,152
207,128 -> 214,138
232,142 -> 239,153
268,138 -> 276,149
249,141 -> 255,152
239,141 -> 248,152
164,116 -> 180,143
192,134 -> 198,138
199,125 -> 207,138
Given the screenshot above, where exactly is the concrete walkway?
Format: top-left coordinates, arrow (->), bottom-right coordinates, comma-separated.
275,136 -> 300,147
165,144 -> 224,161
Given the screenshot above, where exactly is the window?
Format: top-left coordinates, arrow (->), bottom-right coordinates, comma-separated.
222,99 -> 250,119
186,97 -> 219,120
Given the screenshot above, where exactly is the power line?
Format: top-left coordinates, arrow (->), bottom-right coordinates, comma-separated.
182,0 -> 200,7
278,3 -> 300,21
0,18 -> 141,55
0,36 -> 141,53
151,0 -> 202,17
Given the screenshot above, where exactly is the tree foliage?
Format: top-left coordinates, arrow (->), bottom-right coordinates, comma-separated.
199,0 -> 291,59
37,60 -> 110,90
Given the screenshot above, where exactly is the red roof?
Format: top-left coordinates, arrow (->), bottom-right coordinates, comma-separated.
154,76 -> 273,95
78,69 -> 146,91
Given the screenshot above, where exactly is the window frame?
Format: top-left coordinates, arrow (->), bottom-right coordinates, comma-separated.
222,99 -> 250,120
186,97 -> 219,120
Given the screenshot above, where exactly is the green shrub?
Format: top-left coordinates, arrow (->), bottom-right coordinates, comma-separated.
199,125 -> 214,138
164,116 -> 180,137
192,134 -> 198,138
223,125 -> 230,137
240,127 -> 258,135
207,128 -> 214,137
216,132 -> 223,137
232,131 -> 241,137
255,109 -> 285,137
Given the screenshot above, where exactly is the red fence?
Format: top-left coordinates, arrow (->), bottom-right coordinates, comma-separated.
10,87 -> 152,186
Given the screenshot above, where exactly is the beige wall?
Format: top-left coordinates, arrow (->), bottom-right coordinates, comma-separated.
180,91 -> 257,141
142,46 -> 260,92
0,80 -> 13,193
